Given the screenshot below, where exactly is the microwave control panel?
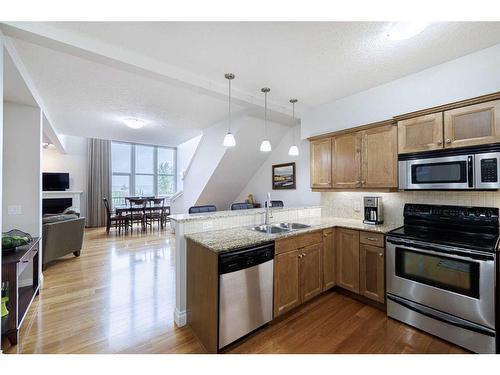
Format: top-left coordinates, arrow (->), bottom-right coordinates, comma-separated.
480,158 -> 498,182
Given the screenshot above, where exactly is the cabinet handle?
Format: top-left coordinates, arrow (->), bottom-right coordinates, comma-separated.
302,253 -> 306,257
366,237 -> 377,241
361,180 -> 366,184
298,254 -> 303,259
437,140 -> 443,145
446,139 -> 451,144
379,253 -> 384,257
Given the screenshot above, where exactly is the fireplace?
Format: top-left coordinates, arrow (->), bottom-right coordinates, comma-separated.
42,198 -> 73,215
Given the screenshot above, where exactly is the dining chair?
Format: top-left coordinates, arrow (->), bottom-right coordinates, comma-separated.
188,205 -> 217,214
103,198 -> 123,234
145,198 -> 165,230
125,198 -> 147,232
230,202 -> 254,210
265,200 -> 284,208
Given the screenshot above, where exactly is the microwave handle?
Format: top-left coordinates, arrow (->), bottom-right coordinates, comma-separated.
468,155 -> 474,188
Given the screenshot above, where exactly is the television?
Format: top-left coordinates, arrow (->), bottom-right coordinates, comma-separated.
43,172 -> 70,191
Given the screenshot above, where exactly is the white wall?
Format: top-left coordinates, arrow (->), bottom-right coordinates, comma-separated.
42,134 -> 88,217
235,125 -> 320,207
176,134 -> 202,191
2,102 -> 42,236
1,36 -> 4,324
302,43 -> 500,138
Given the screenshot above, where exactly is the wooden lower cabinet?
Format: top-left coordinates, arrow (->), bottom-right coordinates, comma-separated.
359,243 -> 385,303
274,249 -> 301,317
274,232 -> 323,317
322,228 -> 336,290
336,228 -> 360,293
300,243 -> 323,303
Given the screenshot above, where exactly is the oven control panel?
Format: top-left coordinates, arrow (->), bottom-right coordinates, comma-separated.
404,204 -> 499,225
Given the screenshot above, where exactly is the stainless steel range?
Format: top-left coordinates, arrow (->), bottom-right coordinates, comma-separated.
386,204 -> 499,353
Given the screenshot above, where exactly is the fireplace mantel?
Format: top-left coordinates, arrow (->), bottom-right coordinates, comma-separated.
42,190 -> 83,212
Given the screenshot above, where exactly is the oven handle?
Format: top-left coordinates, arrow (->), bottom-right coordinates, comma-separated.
386,238 -> 495,262
468,155 -> 474,188
387,294 -> 496,337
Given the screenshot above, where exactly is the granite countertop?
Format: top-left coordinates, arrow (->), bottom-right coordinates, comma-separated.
185,217 -> 402,253
169,205 -> 322,223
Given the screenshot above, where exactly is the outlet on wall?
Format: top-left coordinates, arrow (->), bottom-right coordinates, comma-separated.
8,205 -> 23,215
353,201 -> 361,212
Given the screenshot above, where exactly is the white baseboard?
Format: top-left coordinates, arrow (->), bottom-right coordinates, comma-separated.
174,308 -> 187,327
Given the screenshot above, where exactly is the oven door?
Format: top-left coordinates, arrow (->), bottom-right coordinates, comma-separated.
403,155 -> 474,189
386,237 -> 495,329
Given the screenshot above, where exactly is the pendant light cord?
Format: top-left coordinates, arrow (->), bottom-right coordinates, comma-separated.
264,91 -> 268,137
228,78 -> 231,133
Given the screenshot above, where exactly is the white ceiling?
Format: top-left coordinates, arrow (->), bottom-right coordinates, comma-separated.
4,22 -> 500,146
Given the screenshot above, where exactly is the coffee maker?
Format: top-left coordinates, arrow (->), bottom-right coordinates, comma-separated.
363,196 -> 383,225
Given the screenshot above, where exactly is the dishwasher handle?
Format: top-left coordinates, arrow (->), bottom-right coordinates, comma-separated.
219,243 -> 274,275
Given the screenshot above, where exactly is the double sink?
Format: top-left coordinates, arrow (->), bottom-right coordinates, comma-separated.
250,222 -> 310,234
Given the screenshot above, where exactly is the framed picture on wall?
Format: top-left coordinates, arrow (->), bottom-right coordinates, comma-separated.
272,162 -> 296,190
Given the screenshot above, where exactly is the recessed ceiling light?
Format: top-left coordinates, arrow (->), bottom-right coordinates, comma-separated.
386,22 -> 430,40
123,118 -> 146,129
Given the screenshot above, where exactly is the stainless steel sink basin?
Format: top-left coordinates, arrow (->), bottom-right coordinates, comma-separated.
250,222 -> 311,234
250,224 -> 290,234
275,222 -> 311,230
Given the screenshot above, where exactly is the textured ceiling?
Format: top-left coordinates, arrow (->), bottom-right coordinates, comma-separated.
6,22 -> 500,146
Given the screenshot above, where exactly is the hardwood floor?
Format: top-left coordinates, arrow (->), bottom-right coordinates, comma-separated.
3,226 -> 468,354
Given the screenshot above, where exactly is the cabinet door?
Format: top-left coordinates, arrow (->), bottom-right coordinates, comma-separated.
274,249 -> 301,317
300,243 -> 323,303
322,228 -> 336,290
444,100 -> 500,149
397,113 -> 443,154
310,138 -> 332,188
361,124 -> 398,188
359,244 -> 385,303
336,229 -> 360,293
333,133 -> 361,188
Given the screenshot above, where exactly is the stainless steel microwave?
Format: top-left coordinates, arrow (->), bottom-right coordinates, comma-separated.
399,149 -> 500,190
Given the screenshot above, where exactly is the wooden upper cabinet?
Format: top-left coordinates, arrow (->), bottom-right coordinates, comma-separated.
361,124 -> 398,188
322,228 -> 336,291
336,228 -> 360,294
274,249 -> 301,317
333,133 -> 361,188
310,137 -> 332,188
397,113 -> 443,154
444,99 -> 500,149
359,243 -> 385,303
300,243 -> 323,303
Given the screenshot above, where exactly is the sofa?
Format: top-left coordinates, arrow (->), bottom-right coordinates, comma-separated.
42,213 -> 85,268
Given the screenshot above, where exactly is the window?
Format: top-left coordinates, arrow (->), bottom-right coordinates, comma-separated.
111,142 -> 176,207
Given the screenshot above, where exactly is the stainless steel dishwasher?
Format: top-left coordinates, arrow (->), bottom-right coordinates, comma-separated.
218,243 -> 274,349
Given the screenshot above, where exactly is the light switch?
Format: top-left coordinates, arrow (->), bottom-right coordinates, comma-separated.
8,205 -> 22,215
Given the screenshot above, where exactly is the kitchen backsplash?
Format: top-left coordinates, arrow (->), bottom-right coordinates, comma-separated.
321,191 -> 500,224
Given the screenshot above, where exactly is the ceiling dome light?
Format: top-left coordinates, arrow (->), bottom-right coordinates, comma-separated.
223,132 -> 236,147
123,118 -> 145,129
288,98 -> 299,156
386,21 -> 430,40
223,73 -> 236,147
260,87 -> 272,152
260,140 -> 272,152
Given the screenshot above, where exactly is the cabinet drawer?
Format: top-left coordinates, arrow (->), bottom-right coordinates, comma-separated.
276,231 -> 322,254
359,231 -> 384,247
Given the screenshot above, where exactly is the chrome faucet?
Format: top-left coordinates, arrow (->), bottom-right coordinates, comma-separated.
265,192 -> 273,225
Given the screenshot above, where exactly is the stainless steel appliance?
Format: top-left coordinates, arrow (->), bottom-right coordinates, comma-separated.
218,243 -> 274,349
386,204 -> 499,353
363,196 -> 384,225
398,145 -> 500,190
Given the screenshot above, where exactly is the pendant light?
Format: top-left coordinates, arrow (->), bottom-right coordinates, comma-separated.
260,87 -> 272,152
223,73 -> 236,147
288,98 -> 299,156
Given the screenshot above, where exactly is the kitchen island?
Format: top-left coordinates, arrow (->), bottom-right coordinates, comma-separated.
183,210 -> 400,352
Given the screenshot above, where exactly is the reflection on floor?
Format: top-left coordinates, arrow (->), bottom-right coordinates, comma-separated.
3,226 -> 467,354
